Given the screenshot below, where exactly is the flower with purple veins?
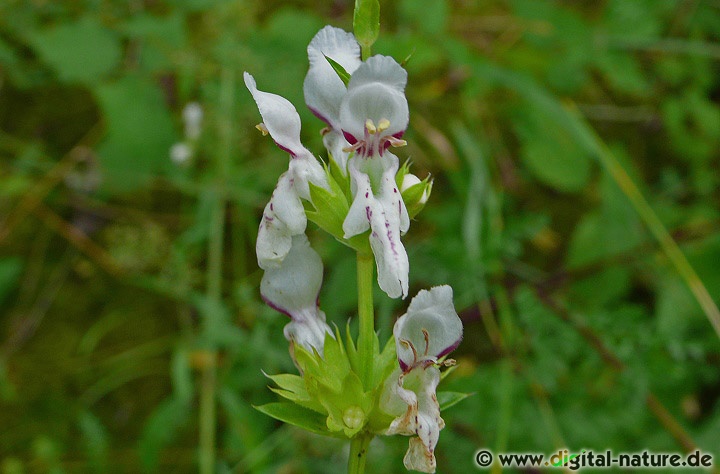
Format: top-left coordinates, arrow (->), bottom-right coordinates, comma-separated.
381,285 -> 463,473
244,72 -> 329,270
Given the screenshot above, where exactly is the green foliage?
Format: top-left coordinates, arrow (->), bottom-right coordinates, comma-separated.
95,76 -> 179,192
2,0 -> 720,472
27,17 -> 122,84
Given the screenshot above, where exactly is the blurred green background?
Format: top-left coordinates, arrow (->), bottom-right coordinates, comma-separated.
1,0 -> 720,472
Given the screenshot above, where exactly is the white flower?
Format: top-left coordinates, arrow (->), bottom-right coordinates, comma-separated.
343,152 -> 410,299
401,173 -> 429,205
339,55 -> 409,158
260,234 -> 333,354
304,26 -> 362,174
381,286 -> 463,473
302,28 -> 414,299
339,55 -> 412,299
304,26 -> 362,134
182,102 -> 203,140
170,142 -> 191,165
244,72 -> 329,270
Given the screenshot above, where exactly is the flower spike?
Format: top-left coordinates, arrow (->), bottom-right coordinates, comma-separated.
381,286 -> 463,472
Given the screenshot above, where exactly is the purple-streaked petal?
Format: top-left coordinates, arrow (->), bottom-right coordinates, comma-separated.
288,153 -> 329,201
381,366 -> 443,473
343,154 -> 409,298
304,26 -> 361,131
256,200 -> 293,270
393,286 -> 463,371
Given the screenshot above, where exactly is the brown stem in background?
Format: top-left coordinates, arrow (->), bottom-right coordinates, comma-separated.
533,288 -> 705,460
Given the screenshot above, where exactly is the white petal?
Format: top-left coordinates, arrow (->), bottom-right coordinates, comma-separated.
342,163 -> 373,238
260,234 -> 323,314
283,307 -> 333,355
322,130 -> 351,175
394,286 -> 463,371
304,26 -> 361,130
289,153 -> 329,201
339,56 -> 409,144
256,202 -> 293,270
343,154 -> 409,299
271,172 -> 307,235
403,437 -> 437,473
244,72 -> 311,158
381,366 -> 443,473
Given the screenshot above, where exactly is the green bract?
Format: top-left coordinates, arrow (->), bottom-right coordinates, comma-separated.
257,328 -> 396,438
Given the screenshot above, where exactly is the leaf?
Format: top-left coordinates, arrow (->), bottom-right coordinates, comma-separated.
28,17 -> 121,84
399,0 -> 448,35
138,397 -> 190,471
265,373 -> 308,396
94,76 -> 179,193
353,0 -> 380,51
437,391 -> 473,411
254,402 -> 335,437
324,55 -> 351,86
171,349 -> 194,403
0,257 -> 23,305
512,106 -> 592,192
77,410 -> 109,471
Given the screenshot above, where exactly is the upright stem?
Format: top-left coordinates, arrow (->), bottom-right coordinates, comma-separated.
200,67 -> 234,474
356,252 -> 375,388
198,352 -> 217,474
348,253 -> 375,474
348,433 -> 372,474
360,45 -> 371,61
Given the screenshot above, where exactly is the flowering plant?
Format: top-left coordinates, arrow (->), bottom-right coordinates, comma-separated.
246,21 -> 467,474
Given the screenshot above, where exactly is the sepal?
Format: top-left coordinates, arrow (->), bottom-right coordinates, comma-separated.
401,176 -> 432,219
254,402 -> 342,438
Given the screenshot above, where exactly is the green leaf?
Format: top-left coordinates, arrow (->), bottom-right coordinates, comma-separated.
28,17 -> 121,84
77,410 -> 109,471
138,397 -> 190,471
324,55 -> 351,86
437,391 -> 473,411
95,76 -> 179,193
399,0 -> 447,35
353,0 -> 380,52
171,349 -> 194,403
266,373 -> 308,396
373,336 -> 398,388
0,258 -> 23,306
254,402 -> 335,437
512,106 -> 592,192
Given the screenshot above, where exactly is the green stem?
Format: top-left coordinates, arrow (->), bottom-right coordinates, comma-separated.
347,433 -> 372,474
360,45 -> 371,61
351,254 -> 375,474
356,252 -> 375,388
200,67 -> 235,474
199,353 -> 217,474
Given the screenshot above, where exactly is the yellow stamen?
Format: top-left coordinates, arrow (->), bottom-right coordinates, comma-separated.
377,118 -> 390,132
365,119 -> 377,135
255,123 -> 269,136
